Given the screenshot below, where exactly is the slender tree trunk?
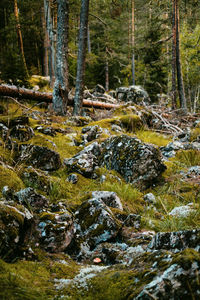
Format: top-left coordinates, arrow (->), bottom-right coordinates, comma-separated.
73,0 -> 90,116
87,23 -> 91,53
172,0 -> 177,109
131,0 -> 135,85
42,5 -> 49,76
52,0 -> 69,115
44,0 -> 56,87
175,0 -> 187,111
105,48 -> 109,91
14,0 -> 29,78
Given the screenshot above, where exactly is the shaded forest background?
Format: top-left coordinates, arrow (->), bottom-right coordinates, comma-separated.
0,0 -> 199,109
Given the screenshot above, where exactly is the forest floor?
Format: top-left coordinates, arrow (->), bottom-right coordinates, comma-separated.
0,94 -> 199,300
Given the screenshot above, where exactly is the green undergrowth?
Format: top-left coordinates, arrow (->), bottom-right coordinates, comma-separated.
28,75 -> 52,92
0,252 -> 80,300
140,148 -> 200,232
0,165 -> 24,196
48,168 -> 144,214
135,130 -> 172,147
89,114 -> 142,133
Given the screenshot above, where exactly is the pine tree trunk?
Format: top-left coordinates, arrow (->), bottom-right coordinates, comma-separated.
105,49 -> 109,91
44,0 -> 56,87
52,0 -> 69,115
87,23 -> 91,53
175,0 -> 187,111
73,0 -> 90,116
14,0 -> 29,78
131,0 -> 135,85
172,0 -> 177,109
42,4 -> 49,77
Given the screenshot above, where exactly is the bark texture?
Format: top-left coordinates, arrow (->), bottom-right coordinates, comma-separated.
52,0 -> 69,115
73,0 -> 90,116
175,0 -> 187,111
0,84 -> 119,110
172,0 -> 177,109
14,0 -> 29,78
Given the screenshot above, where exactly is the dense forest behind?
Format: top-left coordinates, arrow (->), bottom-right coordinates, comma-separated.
0,0 -> 199,109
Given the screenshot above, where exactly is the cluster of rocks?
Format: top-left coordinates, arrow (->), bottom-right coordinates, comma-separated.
83,84 -> 150,105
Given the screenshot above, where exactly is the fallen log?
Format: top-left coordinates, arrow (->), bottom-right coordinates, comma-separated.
0,84 -> 120,110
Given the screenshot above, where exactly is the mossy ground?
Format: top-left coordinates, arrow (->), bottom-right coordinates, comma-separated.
0,102 -> 200,299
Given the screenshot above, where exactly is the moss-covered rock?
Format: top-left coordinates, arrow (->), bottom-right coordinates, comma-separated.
0,201 -> 33,261
15,144 -> 62,171
37,210 -> 74,253
99,135 -> 166,189
67,198 -> 121,258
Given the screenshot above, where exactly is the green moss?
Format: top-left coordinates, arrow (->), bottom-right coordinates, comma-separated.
0,140 -> 13,164
171,149 -> 200,167
190,127 -> 200,142
28,75 -> 52,92
135,130 -> 172,147
0,165 -> 24,195
172,248 -> 200,269
0,202 -> 24,226
100,180 -> 144,214
117,114 -> 142,132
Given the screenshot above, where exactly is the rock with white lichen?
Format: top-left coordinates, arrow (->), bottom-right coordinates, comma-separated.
67,198 -> 121,257
99,135 -> 166,189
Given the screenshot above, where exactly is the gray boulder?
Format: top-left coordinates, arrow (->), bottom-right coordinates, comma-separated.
64,142 -> 101,178
16,144 -> 62,171
67,198 -> 120,257
91,191 -> 123,211
99,135 -> 166,189
9,125 -> 34,142
116,85 -> 150,104
0,201 -> 33,261
37,210 -> 74,252
14,187 -> 49,213
148,229 -> 200,251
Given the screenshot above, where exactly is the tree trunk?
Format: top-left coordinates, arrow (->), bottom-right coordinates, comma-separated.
105,51 -> 109,92
87,23 -> 91,53
0,84 -> 119,110
131,0 -> 135,85
52,0 -> 69,115
42,4 -> 49,77
14,0 -> 29,78
172,0 -> 177,109
44,0 -> 55,87
175,0 -> 187,111
73,0 -> 90,116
